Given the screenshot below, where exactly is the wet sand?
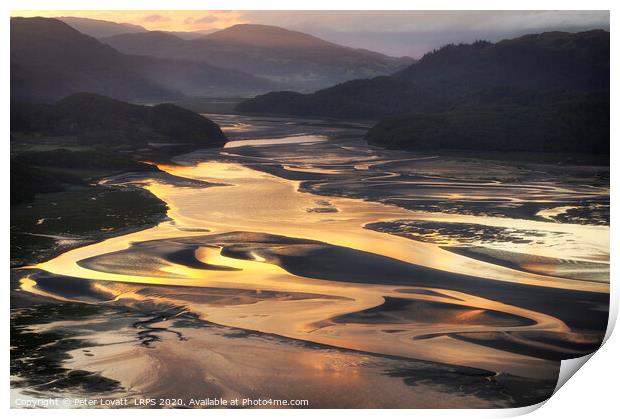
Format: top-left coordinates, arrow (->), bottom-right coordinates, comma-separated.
13,114 -> 609,408
12,296 -> 554,408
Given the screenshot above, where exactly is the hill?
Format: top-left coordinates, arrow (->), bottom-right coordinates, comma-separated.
238,30 -> 609,119
102,24 -> 413,90
11,17 -> 275,102
12,92 -> 227,147
58,17 -> 213,40
11,92 -> 227,205
365,91 -> 609,154
237,77 -> 433,119
237,30 -> 609,155
57,16 -> 147,38
393,31 -> 609,93
11,17 -> 172,102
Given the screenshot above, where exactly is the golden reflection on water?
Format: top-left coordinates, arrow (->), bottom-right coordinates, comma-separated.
224,135 -> 328,148
28,160 -> 609,378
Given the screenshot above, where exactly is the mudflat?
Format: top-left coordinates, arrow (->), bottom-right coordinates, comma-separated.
12,114 -> 609,408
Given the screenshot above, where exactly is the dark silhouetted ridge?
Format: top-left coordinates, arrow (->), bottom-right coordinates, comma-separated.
11,17 -> 275,102
102,23 -> 414,90
237,30 -> 609,155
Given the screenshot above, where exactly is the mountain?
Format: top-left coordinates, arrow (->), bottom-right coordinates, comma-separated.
167,30 -> 216,40
10,93 -> 226,206
11,92 -> 227,204
11,17 -> 275,102
102,24 -> 414,90
393,31 -> 609,93
57,16 -> 212,40
238,30 -> 609,119
58,16 -> 147,38
11,17 -> 172,102
365,91 -> 609,154
236,76 -> 431,119
12,92 -> 227,147
238,30 -> 609,155
206,23 -> 356,49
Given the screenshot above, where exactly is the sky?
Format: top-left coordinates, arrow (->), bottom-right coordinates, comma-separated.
10,10 -> 610,57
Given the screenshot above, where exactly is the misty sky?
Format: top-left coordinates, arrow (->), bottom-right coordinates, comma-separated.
11,10 -> 610,57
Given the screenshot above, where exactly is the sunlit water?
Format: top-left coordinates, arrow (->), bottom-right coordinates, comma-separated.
24,117 -> 609,381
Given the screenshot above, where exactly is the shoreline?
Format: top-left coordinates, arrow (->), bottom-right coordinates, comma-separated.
11,185 -> 169,269
10,113 -> 609,408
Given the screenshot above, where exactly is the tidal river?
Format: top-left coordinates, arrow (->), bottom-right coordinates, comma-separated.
19,114 -> 610,408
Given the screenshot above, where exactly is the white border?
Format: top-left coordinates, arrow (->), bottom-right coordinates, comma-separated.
3,1 -> 617,418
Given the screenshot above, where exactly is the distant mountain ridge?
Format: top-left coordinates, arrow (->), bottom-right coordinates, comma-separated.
205,23 -> 360,49
238,30 -> 609,155
394,31 -> 609,93
57,16 -> 148,38
11,17 -> 275,102
101,23 -> 414,90
238,30 -> 609,119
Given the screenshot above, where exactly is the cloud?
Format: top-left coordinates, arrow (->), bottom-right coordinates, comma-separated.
195,16 -> 218,24
142,14 -> 171,23
184,15 -> 218,25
